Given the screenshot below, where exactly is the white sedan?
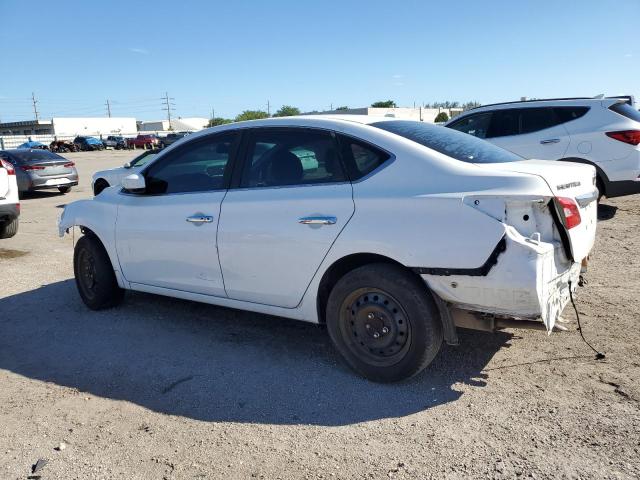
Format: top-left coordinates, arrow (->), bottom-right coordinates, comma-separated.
92,149 -> 160,195
59,116 -> 598,382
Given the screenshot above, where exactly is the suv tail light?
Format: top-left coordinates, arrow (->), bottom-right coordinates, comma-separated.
556,197 -> 581,229
0,158 -> 15,175
63,162 -> 75,167
605,130 -> 640,146
20,165 -> 45,171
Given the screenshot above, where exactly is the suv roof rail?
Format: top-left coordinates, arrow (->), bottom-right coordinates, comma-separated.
466,96 -> 624,112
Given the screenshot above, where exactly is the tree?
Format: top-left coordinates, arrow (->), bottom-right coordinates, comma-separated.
208,117 -> 233,127
434,111 -> 449,123
272,105 -> 301,117
371,100 -> 396,108
335,106 -> 349,111
234,110 -> 270,122
462,101 -> 482,111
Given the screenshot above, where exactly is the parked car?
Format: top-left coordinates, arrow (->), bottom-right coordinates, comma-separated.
92,149 -> 160,195
59,116 -> 597,382
445,97 -> 640,199
50,140 -> 79,153
102,136 -> 127,150
159,132 -> 190,148
17,141 -> 49,150
0,149 -> 78,194
127,134 -> 159,149
73,136 -> 104,151
0,155 -> 20,238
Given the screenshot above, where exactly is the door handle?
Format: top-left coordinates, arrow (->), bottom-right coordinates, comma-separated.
186,215 -> 214,224
298,216 -> 337,225
540,138 -> 561,144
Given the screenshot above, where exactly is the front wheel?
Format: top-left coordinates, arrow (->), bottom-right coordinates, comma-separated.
58,186 -> 72,194
326,263 -> 443,382
74,234 -> 124,310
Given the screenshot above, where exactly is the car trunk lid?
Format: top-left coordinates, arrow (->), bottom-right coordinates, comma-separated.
21,159 -> 74,177
478,159 -> 598,261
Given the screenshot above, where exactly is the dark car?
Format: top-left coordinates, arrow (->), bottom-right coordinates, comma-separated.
0,149 -> 79,195
159,131 -> 190,148
73,136 -> 104,151
102,135 -> 127,150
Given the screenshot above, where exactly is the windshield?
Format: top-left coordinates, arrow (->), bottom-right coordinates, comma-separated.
371,120 -> 521,164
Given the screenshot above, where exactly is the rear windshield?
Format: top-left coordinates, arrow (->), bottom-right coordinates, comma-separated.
371,120 -> 521,163
609,102 -> 640,123
9,150 -> 64,163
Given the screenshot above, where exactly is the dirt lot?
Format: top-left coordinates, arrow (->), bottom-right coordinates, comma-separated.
1,150 -> 639,479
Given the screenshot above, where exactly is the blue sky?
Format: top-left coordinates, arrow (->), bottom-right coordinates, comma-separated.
0,0 -> 638,121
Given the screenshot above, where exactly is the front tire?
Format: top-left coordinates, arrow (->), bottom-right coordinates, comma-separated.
326,263 -> 443,382
58,186 -> 72,194
0,217 -> 19,239
74,234 -> 124,310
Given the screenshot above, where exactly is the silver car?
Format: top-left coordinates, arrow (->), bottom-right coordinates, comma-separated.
0,149 -> 79,195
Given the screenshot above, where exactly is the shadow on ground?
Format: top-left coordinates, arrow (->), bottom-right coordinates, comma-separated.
598,203 -> 618,221
0,280 -> 510,426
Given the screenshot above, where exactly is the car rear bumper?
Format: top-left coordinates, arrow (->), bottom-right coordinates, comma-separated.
25,173 -> 79,191
422,226 -> 582,332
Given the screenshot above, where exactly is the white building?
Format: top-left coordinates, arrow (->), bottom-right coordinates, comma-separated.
0,117 -> 136,136
307,107 -> 463,123
138,117 -> 209,132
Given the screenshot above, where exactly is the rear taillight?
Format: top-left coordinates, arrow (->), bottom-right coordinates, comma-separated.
0,158 -> 15,175
20,165 -> 45,171
556,197 -> 581,229
63,162 -> 75,167
606,130 -> 640,146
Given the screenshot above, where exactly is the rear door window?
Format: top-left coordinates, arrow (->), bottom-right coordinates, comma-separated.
240,129 -> 346,187
447,112 -> 492,139
336,135 -> 390,180
519,108 -> 558,134
487,109 -> 520,138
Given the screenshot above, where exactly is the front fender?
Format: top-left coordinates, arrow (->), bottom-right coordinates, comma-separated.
58,198 -> 126,288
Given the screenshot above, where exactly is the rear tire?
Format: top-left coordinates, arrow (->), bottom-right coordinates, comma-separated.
0,217 -> 19,239
326,263 -> 443,382
74,234 -> 124,310
58,186 -> 71,194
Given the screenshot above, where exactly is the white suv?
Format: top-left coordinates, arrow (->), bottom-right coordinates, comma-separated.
445,97 -> 640,198
0,156 -> 20,238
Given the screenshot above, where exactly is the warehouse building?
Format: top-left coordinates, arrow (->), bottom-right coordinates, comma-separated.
0,117 -> 137,136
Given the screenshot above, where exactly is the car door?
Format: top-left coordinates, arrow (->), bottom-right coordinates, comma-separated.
115,132 -> 238,296
487,107 -> 570,160
218,127 -> 355,308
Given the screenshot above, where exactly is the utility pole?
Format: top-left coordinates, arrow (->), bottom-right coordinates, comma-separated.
161,92 -> 175,129
210,107 -> 215,120
31,92 -> 39,121
266,100 -> 270,116
105,99 -> 112,118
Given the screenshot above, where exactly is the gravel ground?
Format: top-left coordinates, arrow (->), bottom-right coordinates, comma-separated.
1,150 -> 639,479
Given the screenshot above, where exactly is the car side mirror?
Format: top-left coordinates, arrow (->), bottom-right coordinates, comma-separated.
123,162 -> 131,169
122,173 -> 146,192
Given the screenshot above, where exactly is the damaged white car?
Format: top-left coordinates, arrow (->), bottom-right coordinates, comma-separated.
59,116 -> 598,382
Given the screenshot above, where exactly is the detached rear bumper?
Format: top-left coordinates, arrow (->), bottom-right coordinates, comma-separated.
421,226 -> 581,332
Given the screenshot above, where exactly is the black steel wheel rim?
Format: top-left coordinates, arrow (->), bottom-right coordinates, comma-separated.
78,249 -> 98,299
339,288 -> 411,366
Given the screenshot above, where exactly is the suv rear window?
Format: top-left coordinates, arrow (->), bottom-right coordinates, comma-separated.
609,102 -> 640,123
371,120 -> 521,164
